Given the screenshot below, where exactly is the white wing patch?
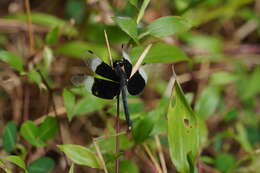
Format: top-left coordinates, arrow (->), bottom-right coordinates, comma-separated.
122,50 -> 132,63
139,68 -> 147,83
84,76 -> 94,93
90,58 -> 102,72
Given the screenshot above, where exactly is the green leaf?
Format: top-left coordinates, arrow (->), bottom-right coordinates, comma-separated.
210,71 -> 238,85
2,122 -> 17,153
133,116 -> 154,144
241,67 -> 260,100
38,117 -> 58,141
0,50 -> 23,72
45,26 -> 60,45
20,121 -> 45,147
63,89 -> 76,121
4,155 -> 28,173
57,144 -> 101,168
56,41 -> 114,60
235,123 -> 253,153
6,13 -> 78,36
181,33 -> 223,54
167,80 -> 200,173
147,16 -> 191,37
69,164 -> 74,173
73,95 -> 106,116
129,0 -> 138,7
136,0 -> 150,24
113,17 -> 139,43
120,160 -> 139,173
27,69 -> 42,85
130,42 -> 188,64
195,86 -> 221,119
28,157 -> 55,173
214,153 -> 235,173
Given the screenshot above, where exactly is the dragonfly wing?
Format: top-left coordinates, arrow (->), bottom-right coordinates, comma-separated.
83,50 -> 119,82
127,68 -> 147,95
90,77 -> 120,99
71,74 -> 87,87
71,74 -> 120,99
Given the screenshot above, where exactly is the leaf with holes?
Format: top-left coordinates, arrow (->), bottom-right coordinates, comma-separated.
167,80 -> 200,173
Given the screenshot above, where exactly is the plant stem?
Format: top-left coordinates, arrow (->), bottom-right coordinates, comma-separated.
115,94 -> 120,173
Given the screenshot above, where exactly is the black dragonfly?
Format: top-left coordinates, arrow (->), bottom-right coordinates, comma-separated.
71,49 -> 148,130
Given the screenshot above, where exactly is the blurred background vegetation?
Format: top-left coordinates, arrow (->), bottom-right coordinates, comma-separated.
1,0 -> 260,173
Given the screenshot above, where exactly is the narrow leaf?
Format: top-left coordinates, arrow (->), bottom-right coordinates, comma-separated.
0,50 -> 23,72
69,164 -> 74,173
63,89 -> 76,121
136,0 -> 150,24
147,16 -> 191,37
2,122 -> 17,153
113,17 -> 139,43
57,144 -> 101,168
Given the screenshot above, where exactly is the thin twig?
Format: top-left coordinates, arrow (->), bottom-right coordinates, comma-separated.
143,143 -> 163,173
154,135 -> 167,173
93,139 -> 109,173
115,94 -> 120,173
24,0 -> 35,54
130,44 -> 152,78
36,69 -> 70,170
104,30 -> 113,67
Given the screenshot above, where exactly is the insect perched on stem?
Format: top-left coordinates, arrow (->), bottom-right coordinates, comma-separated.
71,45 -> 151,130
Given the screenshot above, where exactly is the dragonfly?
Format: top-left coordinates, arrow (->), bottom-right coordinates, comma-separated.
71,49 -> 148,130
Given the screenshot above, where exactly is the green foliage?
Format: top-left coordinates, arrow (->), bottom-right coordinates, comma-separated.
63,89 -> 107,121
28,157 -> 55,173
38,117 -> 59,141
45,26 -> 60,45
133,115 -> 154,143
6,13 -> 78,36
147,16 -> 191,37
2,122 -> 17,153
136,0 -> 150,24
20,121 -> 46,147
0,50 -> 23,72
4,155 -> 28,173
20,117 -> 58,147
131,42 -> 188,63
214,153 -> 236,172
119,160 -> 139,173
195,86 -> 221,119
167,80 -> 200,173
113,17 -> 139,43
57,144 -> 101,168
